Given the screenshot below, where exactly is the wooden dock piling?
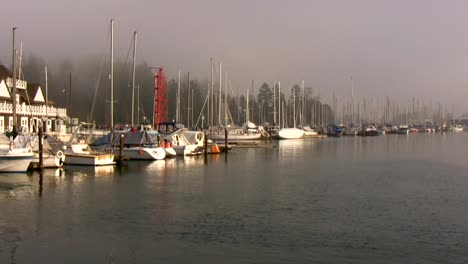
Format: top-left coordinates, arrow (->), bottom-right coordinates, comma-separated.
38,126 -> 44,170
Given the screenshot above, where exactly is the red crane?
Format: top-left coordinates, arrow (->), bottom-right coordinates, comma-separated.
153,67 -> 168,128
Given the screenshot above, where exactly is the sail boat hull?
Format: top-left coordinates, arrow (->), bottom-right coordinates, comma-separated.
275,128 -> 305,139
210,130 -> 262,141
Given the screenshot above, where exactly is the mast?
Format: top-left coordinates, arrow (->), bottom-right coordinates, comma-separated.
301,80 -> 305,127
246,89 -> 249,123
110,19 -> 114,129
293,86 -> 296,128
137,84 -> 140,123
131,31 -> 137,126
191,85 -> 194,129
251,81 -> 254,124
12,27 -> 17,136
45,66 -> 48,131
218,63 -> 222,126
176,69 -> 180,121
273,81 -> 276,126
224,71 -> 228,126
69,72 -> 72,110
19,43 -> 23,79
278,81 -> 281,128
187,72 -> 190,128
210,58 -> 214,129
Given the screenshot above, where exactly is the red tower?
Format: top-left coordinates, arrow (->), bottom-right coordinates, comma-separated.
154,67 -> 168,127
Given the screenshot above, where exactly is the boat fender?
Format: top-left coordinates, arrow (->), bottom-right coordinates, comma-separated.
56,150 -> 64,160
56,150 -> 64,165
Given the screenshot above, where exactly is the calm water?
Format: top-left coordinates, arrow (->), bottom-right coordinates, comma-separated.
1,133 -> 468,263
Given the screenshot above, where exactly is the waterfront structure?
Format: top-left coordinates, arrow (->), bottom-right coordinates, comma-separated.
0,65 -> 68,134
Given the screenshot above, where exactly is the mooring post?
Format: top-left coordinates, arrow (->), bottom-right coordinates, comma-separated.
39,170 -> 43,197
204,131 -> 208,156
224,128 -> 228,154
38,125 -> 44,170
119,134 -> 124,162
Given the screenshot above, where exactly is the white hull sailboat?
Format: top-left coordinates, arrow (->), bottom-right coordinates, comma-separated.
275,128 -> 305,139
273,81 -> 304,140
209,127 -> 262,141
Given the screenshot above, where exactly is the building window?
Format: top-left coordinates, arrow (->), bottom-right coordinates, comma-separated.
8,117 -> 13,131
21,117 -> 28,133
0,117 -> 4,132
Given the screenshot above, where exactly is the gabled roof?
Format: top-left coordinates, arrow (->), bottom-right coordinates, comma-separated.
0,79 -> 11,99
0,64 -> 54,106
19,83 -> 45,105
27,83 -> 45,101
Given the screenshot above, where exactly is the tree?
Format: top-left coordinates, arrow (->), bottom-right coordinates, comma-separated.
257,82 -> 273,125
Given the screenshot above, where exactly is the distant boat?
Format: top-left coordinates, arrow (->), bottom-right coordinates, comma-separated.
327,124 -> 343,137
301,126 -> 319,137
359,125 -> 380,136
343,127 -> 358,136
397,125 -> 410,135
451,124 -> 464,132
158,122 -> 204,156
210,122 -> 263,141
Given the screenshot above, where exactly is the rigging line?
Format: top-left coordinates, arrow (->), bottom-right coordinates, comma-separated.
89,24 -> 111,123
194,83 -> 210,128
123,32 -> 134,79
227,79 -> 242,114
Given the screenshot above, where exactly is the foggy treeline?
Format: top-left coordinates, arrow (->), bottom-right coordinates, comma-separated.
19,54 -> 334,128
20,53 -> 157,126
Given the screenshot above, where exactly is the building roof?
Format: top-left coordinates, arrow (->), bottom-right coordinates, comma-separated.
21,83 -> 47,105
0,64 -> 55,106
0,65 -> 12,80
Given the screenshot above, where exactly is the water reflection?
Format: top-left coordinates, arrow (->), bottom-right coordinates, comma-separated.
0,173 -> 34,199
139,157 -> 207,173
145,160 -> 169,171
277,139 -> 308,159
65,165 -> 115,178
2,134 -> 468,263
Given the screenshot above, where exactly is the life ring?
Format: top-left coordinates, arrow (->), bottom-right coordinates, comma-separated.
56,150 -> 64,166
56,150 -> 64,160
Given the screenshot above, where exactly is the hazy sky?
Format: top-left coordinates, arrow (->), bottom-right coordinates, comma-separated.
2,0 -> 468,114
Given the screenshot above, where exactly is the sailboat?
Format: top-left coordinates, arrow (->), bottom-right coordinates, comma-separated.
298,80 -> 318,137
274,82 -> 305,140
62,123 -> 115,166
64,20 -> 119,166
209,75 -> 262,142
